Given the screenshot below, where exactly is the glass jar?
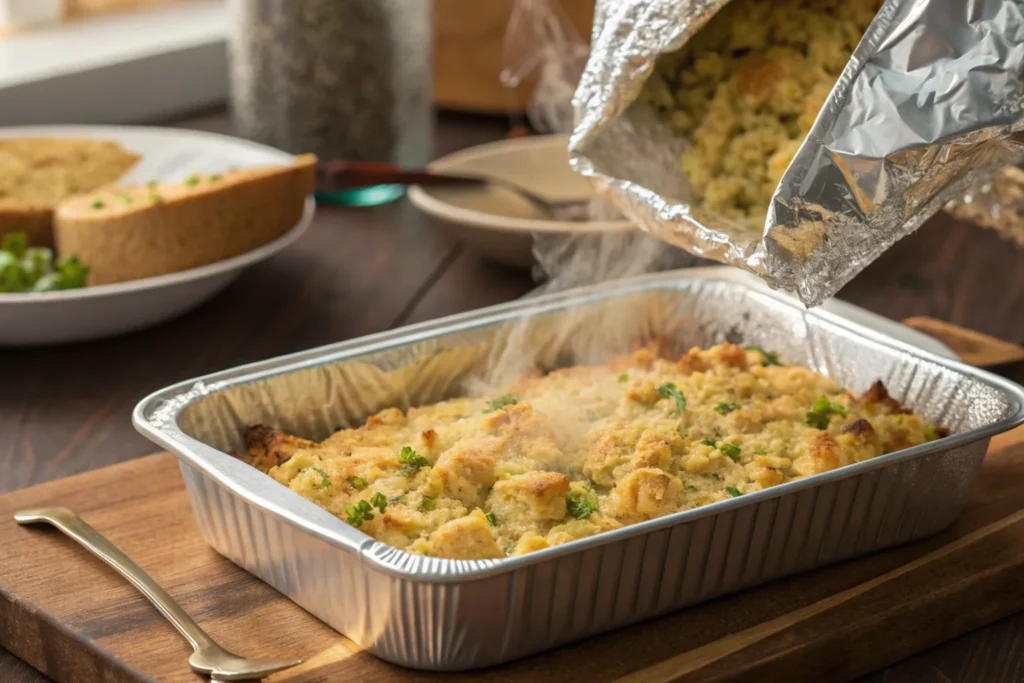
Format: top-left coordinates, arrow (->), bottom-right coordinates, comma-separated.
227,0 -> 433,206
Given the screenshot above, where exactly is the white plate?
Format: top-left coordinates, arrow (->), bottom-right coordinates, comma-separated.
0,125 -> 315,347
408,134 -> 634,269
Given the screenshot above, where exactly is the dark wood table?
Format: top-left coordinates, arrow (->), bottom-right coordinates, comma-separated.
2,110 -> 1023,683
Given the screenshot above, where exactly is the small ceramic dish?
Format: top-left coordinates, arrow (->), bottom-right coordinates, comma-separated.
407,134 -> 634,268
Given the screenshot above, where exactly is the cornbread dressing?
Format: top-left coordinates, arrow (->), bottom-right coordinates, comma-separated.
640,0 -> 883,226
242,343 -> 944,560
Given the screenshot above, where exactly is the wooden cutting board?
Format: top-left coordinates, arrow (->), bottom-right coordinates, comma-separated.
1,429 -> 1024,683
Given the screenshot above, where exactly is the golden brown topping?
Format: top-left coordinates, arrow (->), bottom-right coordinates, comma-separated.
841,418 -> 877,443
612,468 -> 682,519
632,431 -> 673,470
425,511 -> 503,560
677,347 -> 709,375
489,471 -> 570,521
366,407 -> 406,428
242,424 -> 316,472
431,443 -> 497,507
859,380 -> 911,415
625,380 -> 663,405
420,429 -> 438,448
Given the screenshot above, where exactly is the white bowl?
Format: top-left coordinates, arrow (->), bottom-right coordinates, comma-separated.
408,134 -> 633,268
0,124 -> 315,347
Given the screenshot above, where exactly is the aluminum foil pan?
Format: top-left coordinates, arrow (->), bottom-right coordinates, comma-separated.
569,0 -> 1024,307
134,270 -> 1024,671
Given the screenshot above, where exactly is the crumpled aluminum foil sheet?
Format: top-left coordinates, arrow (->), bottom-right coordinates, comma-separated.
569,0 -> 1024,307
946,165 -> 1024,245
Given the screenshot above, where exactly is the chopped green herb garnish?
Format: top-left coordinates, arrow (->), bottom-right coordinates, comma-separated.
370,492 -> 388,513
485,512 -> 498,526
567,465 -> 577,477
389,495 -> 407,504
344,500 -> 375,527
185,175 -> 200,187
0,233 -> 89,293
349,477 -> 367,489
755,449 -> 768,455
701,437 -> 718,447
720,443 -> 741,461
657,382 -> 687,413
715,402 -> 739,415
711,473 -> 723,480
300,466 -> 330,488
209,173 -> 222,182
421,496 -> 437,510
566,491 -> 599,520
806,396 -> 847,430
924,425 -> 938,441
725,485 -> 742,497
745,346 -> 782,366
2,232 -> 26,256
150,193 -> 164,204
484,394 -> 518,413
91,198 -> 104,209
398,446 -> 429,476
618,373 -> 629,382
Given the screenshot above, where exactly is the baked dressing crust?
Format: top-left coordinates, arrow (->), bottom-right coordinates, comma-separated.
241,343 -> 943,560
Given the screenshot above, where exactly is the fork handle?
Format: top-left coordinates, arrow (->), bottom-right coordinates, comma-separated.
14,507 -> 216,652
317,159 -> 486,191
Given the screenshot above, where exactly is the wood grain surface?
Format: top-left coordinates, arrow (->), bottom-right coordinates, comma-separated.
3,110 -> 1024,682
2,426 -> 1024,683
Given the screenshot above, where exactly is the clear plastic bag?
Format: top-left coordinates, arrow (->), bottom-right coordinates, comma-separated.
500,0 -> 590,135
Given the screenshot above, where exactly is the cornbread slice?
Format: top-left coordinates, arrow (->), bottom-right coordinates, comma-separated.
0,138 -> 140,247
54,154 -> 317,285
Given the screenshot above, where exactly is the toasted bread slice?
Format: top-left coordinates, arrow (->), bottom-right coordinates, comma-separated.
0,138 -> 140,247
54,154 -> 317,285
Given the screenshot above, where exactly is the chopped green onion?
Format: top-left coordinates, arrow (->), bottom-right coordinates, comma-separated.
618,373 -> 629,382
715,402 -> 739,415
565,491 -> 599,520
370,492 -> 388,513
421,496 -> 437,511
90,199 -> 104,209
389,495 -> 407,504
485,512 -> 498,526
657,382 -> 687,413
720,443 -> 741,461
755,449 -> 768,455
344,500 -> 375,527
745,346 -> 782,366
300,467 -> 330,488
398,446 -> 429,476
483,394 -> 518,413
209,173 -> 222,182
349,477 -> 367,489
725,485 -> 742,497
185,175 -> 200,187
701,437 -> 718,447
806,396 -> 846,430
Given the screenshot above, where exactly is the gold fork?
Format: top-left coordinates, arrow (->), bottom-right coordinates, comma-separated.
14,507 -> 301,681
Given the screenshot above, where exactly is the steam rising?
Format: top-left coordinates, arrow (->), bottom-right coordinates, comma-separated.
465,229 -> 703,395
